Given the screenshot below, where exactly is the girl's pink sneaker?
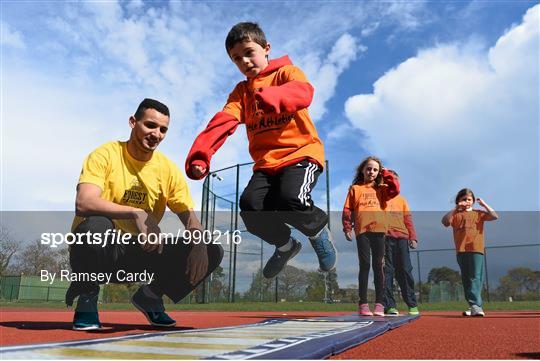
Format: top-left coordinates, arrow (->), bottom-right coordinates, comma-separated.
358,303 -> 373,316
373,303 -> 385,316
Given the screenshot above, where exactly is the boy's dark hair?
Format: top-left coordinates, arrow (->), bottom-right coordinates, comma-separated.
225,22 -> 267,52
455,188 -> 475,204
134,98 -> 170,120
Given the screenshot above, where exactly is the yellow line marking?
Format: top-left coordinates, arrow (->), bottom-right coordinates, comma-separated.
43,348 -> 200,360
118,340 -> 245,350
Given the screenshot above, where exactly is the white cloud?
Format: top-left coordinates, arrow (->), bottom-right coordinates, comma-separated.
344,4 -> 539,211
301,34 -> 363,121
1,21 -> 25,49
2,1 -> 428,211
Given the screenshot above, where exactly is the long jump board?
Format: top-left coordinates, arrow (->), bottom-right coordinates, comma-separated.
1,314 -> 419,360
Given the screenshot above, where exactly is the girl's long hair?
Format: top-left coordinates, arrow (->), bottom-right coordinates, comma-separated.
352,156 -> 384,186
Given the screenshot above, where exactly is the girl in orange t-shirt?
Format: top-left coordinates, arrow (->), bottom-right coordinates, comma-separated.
342,156 -> 399,316
442,188 -> 498,317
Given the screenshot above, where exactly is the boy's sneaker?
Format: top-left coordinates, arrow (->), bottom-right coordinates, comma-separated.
131,286 -> 176,327
408,306 -> 420,315
373,303 -> 385,316
308,226 -> 337,272
263,238 -> 302,278
73,292 -> 101,331
358,303 -> 373,316
462,307 -> 472,316
470,305 -> 485,317
385,307 -> 400,316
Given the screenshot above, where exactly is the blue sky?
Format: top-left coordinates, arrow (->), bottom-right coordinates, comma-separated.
1,1 -> 539,289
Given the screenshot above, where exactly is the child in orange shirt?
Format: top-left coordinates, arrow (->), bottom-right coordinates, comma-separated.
342,156 -> 399,316
383,170 -> 419,316
186,22 -> 335,278
442,188 -> 498,317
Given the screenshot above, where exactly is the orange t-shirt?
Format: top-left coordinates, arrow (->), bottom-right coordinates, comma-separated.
343,184 -> 387,235
386,195 -> 413,239
222,56 -> 324,171
450,210 -> 490,254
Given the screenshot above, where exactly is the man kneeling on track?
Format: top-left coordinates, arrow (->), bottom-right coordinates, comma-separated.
66,98 -> 223,330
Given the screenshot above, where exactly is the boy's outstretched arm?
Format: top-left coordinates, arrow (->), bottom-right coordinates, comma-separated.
254,66 -> 314,114
255,81 -> 314,114
185,111 -> 239,180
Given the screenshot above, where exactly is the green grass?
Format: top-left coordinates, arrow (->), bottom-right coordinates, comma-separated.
2,300 -> 539,312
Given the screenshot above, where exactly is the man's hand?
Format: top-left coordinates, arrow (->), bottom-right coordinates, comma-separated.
134,211 -> 163,254
409,240 -> 418,249
345,231 -> 354,242
186,242 -> 209,285
191,165 -> 207,179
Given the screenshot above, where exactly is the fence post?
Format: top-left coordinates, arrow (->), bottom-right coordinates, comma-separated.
274,276 -> 278,303
46,286 -> 50,302
228,203 -> 234,302
416,251 -> 422,303
232,164 -> 240,302
260,239 -> 263,302
325,160 -> 330,230
484,248 -> 490,303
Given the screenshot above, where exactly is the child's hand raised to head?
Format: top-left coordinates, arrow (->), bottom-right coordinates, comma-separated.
191,164 -> 207,178
477,197 -> 487,208
344,231 -> 353,242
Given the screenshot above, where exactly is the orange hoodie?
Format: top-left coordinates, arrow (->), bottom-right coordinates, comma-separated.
185,55 -> 324,179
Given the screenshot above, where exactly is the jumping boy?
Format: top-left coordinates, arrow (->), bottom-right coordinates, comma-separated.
185,22 -> 336,278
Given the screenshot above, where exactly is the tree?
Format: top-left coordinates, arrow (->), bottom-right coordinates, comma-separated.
11,240 -> 65,275
244,265 -> 310,301
0,226 -> 19,275
496,267 -> 540,300
427,266 -> 461,285
306,269 -> 339,302
278,265 -> 309,300
209,266 -> 227,301
244,268 -> 275,301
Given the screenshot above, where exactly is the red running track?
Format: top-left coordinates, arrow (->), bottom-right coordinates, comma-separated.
330,311 -> 540,360
1,309 -> 539,359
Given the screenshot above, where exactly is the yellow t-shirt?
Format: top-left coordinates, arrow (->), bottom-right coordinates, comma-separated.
72,141 -> 194,234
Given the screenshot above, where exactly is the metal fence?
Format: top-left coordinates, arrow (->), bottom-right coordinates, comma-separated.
2,243 -> 538,304
199,161 -> 331,303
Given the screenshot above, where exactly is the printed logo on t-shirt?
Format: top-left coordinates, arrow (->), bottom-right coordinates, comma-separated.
246,113 -> 295,135
358,192 -> 380,208
121,178 -> 148,206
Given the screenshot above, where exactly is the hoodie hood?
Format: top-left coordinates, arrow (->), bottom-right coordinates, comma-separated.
258,55 -> 292,77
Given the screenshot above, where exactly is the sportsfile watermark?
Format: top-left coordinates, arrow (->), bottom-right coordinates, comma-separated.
40,229 -> 242,248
